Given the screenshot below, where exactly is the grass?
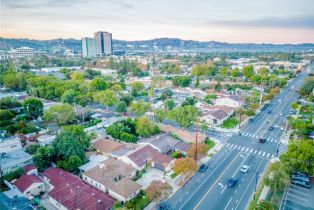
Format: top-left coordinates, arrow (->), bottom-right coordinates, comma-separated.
171,172 -> 178,179
134,196 -> 150,210
221,117 -> 239,129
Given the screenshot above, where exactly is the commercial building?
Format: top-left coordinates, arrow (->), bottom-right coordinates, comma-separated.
94,31 -> 113,56
1,150 -> 33,174
81,37 -> 97,58
9,47 -> 34,58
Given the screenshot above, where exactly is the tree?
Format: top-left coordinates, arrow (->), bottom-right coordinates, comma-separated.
200,122 -> 208,136
120,95 -> 134,106
187,143 -> 209,160
146,181 -> 173,204
93,90 -> 118,110
258,67 -> 269,75
230,68 -> 240,77
131,81 -> 145,97
181,97 -> 197,107
242,65 -> 254,78
299,77 -> 314,97
22,97 -> 43,120
129,100 -> 150,117
0,109 -> 14,127
25,144 -> 40,155
291,102 -> 300,110
164,99 -> 175,110
173,158 -> 198,174
255,201 -> 274,210
110,84 -> 123,92
265,161 -> 290,193
172,76 -> 191,87
70,72 -> 84,80
52,125 -> 90,160
154,108 -> 167,122
57,155 -> 83,172
220,67 -> 228,77
0,97 -> 21,109
61,89 -> 80,105
135,116 -> 160,137
160,89 -> 173,100
115,101 -> 127,113
33,146 -> 54,171
280,139 -> 314,175
90,77 -> 109,91
214,81 -> 222,92
169,105 -> 198,128
191,64 -> 209,77
44,103 -> 76,125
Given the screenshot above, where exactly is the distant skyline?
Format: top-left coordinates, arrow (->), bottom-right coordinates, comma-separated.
1,0 -> 314,44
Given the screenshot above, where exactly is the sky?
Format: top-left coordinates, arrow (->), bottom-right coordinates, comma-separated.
1,0 -> 314,44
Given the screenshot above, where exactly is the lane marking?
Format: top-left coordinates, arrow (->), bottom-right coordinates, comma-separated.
224,197 -> 233,210
193,152 -> 242,210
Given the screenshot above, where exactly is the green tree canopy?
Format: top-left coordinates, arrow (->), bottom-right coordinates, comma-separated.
90,77 -> 109,91
169,105 -> 199,128
93,89 -> 118,110
44,103 -> 76,125
129,100 -> 151,117
22,97 -> 43,120
115,101 -> 127,113
135,116 -> 160,137
242,65 -> 254,78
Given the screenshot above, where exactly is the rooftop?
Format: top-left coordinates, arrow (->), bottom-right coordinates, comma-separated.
14,175 -> 43,193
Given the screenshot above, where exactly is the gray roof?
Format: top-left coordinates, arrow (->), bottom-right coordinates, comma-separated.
138,133 -> 191,153
0,189 -> 33,210
1,150 -> 32,171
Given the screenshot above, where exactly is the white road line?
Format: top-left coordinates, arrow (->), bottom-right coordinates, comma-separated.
230,144 -> 235,149
266,153 -> 270,158
249,149 -> 253,153
262,152 -> 266,157
237,146 -> 241,150
252,135 -> 256,138
226,143 -> 230,147
254,150 -> 258,155
224,197 -> 233,210
241,147 -> 245,151
271,154 -> 275,158
258,151 -> 262,156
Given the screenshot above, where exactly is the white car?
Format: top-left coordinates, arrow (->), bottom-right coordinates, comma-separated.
240,165 -> 250,173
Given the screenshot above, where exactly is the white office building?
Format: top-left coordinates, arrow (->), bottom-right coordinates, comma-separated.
82,37 -> 97,58
94,31 -> 113,56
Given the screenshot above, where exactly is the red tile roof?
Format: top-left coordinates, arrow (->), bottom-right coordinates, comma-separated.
42,168 -> 115,210
127,145 -> 173,168
14,175 -> 42,193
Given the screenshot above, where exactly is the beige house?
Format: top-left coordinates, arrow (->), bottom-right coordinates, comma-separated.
13,175 -> 44,199
83,158 -> 141,202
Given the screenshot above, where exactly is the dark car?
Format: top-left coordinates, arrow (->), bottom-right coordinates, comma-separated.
268,126 -> 274,131
268,110 -> 272,114
199,164 -> 208,172
291,179 -> 311,189
227,178 -> 238,187
291,172 -> 310,183
158,203 -> 170,210
249,118 -> 254,123
259,138 -> 266,143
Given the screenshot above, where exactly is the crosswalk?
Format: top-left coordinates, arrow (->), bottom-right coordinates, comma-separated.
224,143 -> 275,159
240,132 -> 279,143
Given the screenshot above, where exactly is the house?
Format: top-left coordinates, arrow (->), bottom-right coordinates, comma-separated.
83,159 -> 141,202
13,175 -> 44,199
93,138 -> 138,158
138,133 -> 191,155
0,137 -> 22,153
120,145 -> 174,172
215,95 -> 243,108
0,188 -> 33,210
1,150 -> 33,174
42,168 -> 115,210
24,164 -> 38,175
159,124 -> 206,143
78,154 -> 108,173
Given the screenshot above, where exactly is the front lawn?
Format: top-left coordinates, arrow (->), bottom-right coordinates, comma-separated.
221,117 -> 239,129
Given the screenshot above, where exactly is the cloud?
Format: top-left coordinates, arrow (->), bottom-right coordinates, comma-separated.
208,15 -> 314,30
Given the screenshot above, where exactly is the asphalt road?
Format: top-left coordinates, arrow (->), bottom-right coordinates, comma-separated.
166,63 -> 313,210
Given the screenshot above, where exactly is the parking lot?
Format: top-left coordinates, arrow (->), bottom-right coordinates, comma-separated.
282,183 -> 314,210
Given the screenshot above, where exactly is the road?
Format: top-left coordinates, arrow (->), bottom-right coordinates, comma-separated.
165,63 -> 313,210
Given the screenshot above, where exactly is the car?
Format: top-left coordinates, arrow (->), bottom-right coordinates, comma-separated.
291,172 -> 310,183
259,138 -> 266,143
239,132 -> 242,136
158,203 -> 170,210
227,178 -> 238,187
291,179 -> 311,189
199,164 -> 208,172
240,165 -> 249,173
248,118 -> 254,123
280,113 -> 283,116
268,110 -> 272,114
268,126 -> 274,130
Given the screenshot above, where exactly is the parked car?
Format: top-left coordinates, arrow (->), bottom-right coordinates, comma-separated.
227,178 -> 238,187
291,179 -> 311,189
268,110 -> 272,114
249,119 -> 254,123
158,203 -> 170,210
199,164 -> 208,172
268,126 -> 274,131
259,138 -> 266,143
240,165 -> 249,173
291,172 -> 310,183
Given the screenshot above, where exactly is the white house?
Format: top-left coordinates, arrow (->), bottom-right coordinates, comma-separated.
215,95 -> 243,108
13,175 -> 45,199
